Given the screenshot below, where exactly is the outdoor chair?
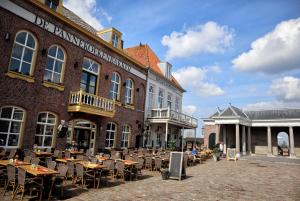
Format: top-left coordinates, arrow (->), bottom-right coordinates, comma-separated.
135,158 -> 144,179
46,148 -> 52,153
122,149 -> 128,156
0,148 -> 6,159
103,153 -> 110,159
52,150 -> 62,159
23,150 -> 32,157
66,161 -> 75,182
79,149 -> 84,153
154,158 -> 162,171
114,161 -> 125,182
86,149 -> 92,157
124,154 -> 132,161
132,154 -> 139,162
48,164 -> 69,200
23,156 -> 32,163
145,156 -> 152,171
90,157 -> 98,163
2,149 -> 16,160
3,164 -> 16,198
31,158 -> 40,166
64,151 -> 71,158
47,161 -> 57,170
75,163 -> 95,188
102,159 -> 115,180
13,168 -> 44,201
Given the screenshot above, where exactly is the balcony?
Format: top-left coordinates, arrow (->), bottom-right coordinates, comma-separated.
149,108 -> 197,128
68,90 -> 115,118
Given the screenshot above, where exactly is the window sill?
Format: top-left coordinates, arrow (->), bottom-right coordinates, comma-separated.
42,81 -> 65,91
6,71 -> 35,83
124,104 -> 135,110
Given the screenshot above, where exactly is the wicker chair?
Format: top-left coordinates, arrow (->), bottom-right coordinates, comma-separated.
102,159 -> 115,180
2,149 -> 16,160
86,149 -> 92,157
75,163 -> 95,188
13,168 -> 43,201
114,161 -> 125,182
135,158 -> 144,179
46,148 -> 52,153
125,155 -> 133,161
132,154 -> 139,162
52,150 -> 62,159
90,157 -> 98,163
31,158 -> 40,166
154,158 -> 162,171
23,156 -> 32,163
3,164 -> 16,197
47,161 -> 57,170
66,161 -> 75,183
64,151 -> 71,158
145,156 -> 152,171
48,164 -> 69,200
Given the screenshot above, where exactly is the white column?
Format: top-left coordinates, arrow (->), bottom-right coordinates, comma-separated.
215,124 -> 220,144
289,126 -> 296,158
181,127 -> 185,152
247,127 -> 252,155
236,124 -> 240,157
223,126 -> 227,154
242,125 -> 246,156
267,126 -> 272,156
165,122 -> 168,149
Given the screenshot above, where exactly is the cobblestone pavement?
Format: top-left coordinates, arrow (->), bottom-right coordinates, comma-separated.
2,158 -> 300,201
240,155 -> 300,165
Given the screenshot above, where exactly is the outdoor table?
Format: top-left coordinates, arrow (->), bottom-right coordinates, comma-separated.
56,158 -> 82,164
77,161 -> 105,188
69,151 -> 84,155
33,151 -> 53,158
121,160 -> 139,181
0,159 -> 31,167
96,156 -> 109,161
20,165 -> 58,177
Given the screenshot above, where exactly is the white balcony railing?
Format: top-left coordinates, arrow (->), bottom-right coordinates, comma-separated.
68,90 -> 115,116
150,108 -> 197,127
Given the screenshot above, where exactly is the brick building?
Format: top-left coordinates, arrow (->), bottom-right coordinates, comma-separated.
0,0 -> 147,153
203,104 -> 300,158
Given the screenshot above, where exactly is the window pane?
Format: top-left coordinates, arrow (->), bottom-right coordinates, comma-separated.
48,46 -> 57,57
16,32 -> 26,44
38,113 -> 47,123
36,124 -> 44,135
26,34 -> 35,48
9,58 -> 21,72
44,70 -> 52,82
80,83 -> 87,92
89,75 -> 96,86
0,134 -> 7,146
1,107 -> 12,119
12,44 -> 23,59
13,109 -> 23,120
54,61 -> 62,73
20,62 -> 30,75
47,114 -> 56,123
10,122 -> 21,133
45,58 -> 54,70
8,134 -> 19,146
45,125 -> 54,136
82,58 -> 89,70
57,48 -> 64,60
0,120 -> 9,132
89,86 -> 95,94
44,136 -> 52,146
53,73 -> 60,84
23,49 -> 33,63
80,72 -> 87,84
35,136 -> 43,146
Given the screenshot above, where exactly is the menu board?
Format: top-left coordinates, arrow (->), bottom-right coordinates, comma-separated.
227,148 -> 237,161
169,152 -> 186,180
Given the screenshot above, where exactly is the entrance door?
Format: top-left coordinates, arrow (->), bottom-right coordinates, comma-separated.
74,128 -> 91,151
209,133 -> 216,149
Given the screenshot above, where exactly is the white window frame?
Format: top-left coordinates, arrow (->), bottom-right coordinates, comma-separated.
35,112 -> 57,148
148,85 -> 154,110
44,45 -> 65,84
9,31 -> 37,76
167,94 -> 172,109
112,34 -> 119,48
106,122 -> 116,148
110,72 -> 121,101
175,97 -> 180,112
0,106 -> 25,148
125,79 -> 134,104
158,89 -> 164,109
80,57 -> 100,95
121,124 -> 130,148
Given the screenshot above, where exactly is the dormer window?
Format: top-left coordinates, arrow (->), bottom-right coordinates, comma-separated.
45,0 -> 59,11
112,34 -> 119,48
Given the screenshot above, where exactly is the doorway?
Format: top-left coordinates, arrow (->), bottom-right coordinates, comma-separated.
208,133 -> 216,149
277,132 -> 289,156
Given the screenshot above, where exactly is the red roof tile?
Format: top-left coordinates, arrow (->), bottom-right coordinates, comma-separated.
125,44 -> 185,92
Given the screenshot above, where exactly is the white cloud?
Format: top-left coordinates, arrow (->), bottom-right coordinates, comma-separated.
173,66 -> 225,96
182,105 -> 198,115
233,17 -> 300,74
270,76 -> 300,102
243,101 -> 300,110
162,21 -> 234,60
64,0 -> 107,30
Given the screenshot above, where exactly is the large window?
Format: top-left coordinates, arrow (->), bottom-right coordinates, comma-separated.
167,94 -> 172,109
106,122 -> 116,148
109,72 -> 120,101
80,58 -> 99,95
45,0 -> 59,11
112,34 -> 119,48
158,89 -> 164,109
121,125 -> 130,148
44,45 -> 65,84
35,112 -> 56,148
148,85 -> 154,110
175,97 -> 180,112
0,106 -> 24,148
9,31 -> 37,76
125,79 -> 134,104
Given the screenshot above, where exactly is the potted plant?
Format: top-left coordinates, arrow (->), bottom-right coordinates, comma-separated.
160,168 -> 169,180
212,147 -> 220,162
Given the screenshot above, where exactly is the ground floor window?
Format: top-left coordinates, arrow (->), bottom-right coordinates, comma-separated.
0,106 -> 24,148
121,125 -> 130,148
106,122 -> 116,148
35,112 -> 57,148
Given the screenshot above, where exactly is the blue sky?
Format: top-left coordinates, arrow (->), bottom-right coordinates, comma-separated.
64,0 -> 300,136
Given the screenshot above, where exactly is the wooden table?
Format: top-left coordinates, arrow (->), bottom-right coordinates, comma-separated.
33,152 -> 53,158
77,161 -> 105,188
56,158 -> 82,164
95,156 -> 109,161
0,160 -> 31,167
121,160 -> 139,181
19,165 -> 58,176
69,151 -> 84,155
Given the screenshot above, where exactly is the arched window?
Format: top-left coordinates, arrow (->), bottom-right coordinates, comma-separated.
125,79 -> 134,104
35,112 -> 57,148
109,72 -> 120,101
121,124 -> 130,148
80,57 -> 100,94
167,94 -> 172,109
158,89 -> 164,108
44,45 -> 66,84
0,106 -> 25,148
9,31 -> 37,75
106,122 -> 116,148
148,85 -> 154,110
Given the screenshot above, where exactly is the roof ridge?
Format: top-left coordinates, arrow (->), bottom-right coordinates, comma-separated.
244,108 -> 300,112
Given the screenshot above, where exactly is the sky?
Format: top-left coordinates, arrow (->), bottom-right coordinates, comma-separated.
64,0 -> 300,136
